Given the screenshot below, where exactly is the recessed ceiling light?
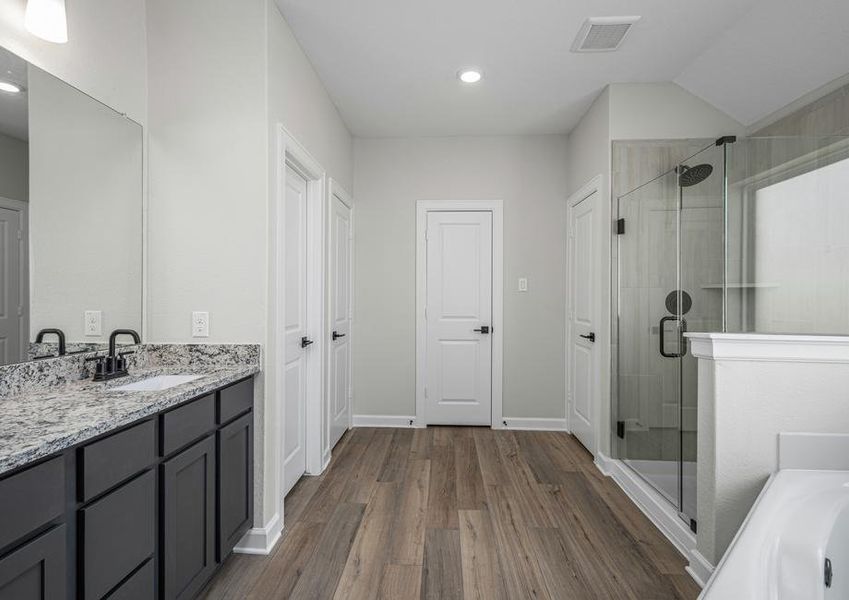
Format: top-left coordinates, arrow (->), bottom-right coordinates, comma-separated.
0,81 -> 22,94
25,0 -> 68,44
458,69 -> 482,84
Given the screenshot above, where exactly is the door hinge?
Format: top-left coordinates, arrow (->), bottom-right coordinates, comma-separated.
424,387 -> 428,399
616,218 -> 625,235
689,519 -> 698,534
424,306 -> 427,319
616,420 -> 625,439
425,228 -> 430,241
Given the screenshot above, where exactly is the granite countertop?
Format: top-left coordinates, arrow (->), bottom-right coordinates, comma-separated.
0,362 -> 259,477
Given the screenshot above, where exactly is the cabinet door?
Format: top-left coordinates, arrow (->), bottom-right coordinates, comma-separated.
161,436 -> 215,600
0,525 -> 66,600
217,412 -> 253,560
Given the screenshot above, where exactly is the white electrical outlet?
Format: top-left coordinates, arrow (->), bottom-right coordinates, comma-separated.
84,311 -> 102,336
192,311 -> 209,337
518,277 -> 528,292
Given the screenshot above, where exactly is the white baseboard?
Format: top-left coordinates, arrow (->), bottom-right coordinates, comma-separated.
501,417 -> 567,431
352,414 -> 420,428
686,548 -> 714,589
595,453 -> 710,587
233,512 -> 283,555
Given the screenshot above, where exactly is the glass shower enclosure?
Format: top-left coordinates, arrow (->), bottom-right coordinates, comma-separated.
614,134 -> 849,530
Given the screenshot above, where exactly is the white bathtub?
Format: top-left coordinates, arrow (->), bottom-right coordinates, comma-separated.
702,469 -> 849,599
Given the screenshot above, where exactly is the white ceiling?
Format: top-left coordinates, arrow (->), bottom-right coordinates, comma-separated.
0,46 -> 28,141
275,0 -> 849,138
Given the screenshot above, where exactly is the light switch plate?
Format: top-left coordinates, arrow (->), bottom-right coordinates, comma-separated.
192,311 -> 209,337
84,311 -> 102,336
518,277 -> 528,292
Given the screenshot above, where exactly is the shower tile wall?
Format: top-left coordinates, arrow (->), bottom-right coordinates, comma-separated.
612,139 -> 718,464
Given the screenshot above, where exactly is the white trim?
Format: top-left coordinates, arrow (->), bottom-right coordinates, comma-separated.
352,414 -> 420,428
415,200 -> 504,428
594,453 -> 705,585
0,196 -> 28,363
233,512 -> 283,556
500,417 -> 567,431
274,126 -> 327,511
686,549 -> 714,589
686,332 -> 849,363
565,175 -> 603,455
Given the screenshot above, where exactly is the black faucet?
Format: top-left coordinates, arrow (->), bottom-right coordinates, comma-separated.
90,328 -> 141,381
35,328 -> 66,356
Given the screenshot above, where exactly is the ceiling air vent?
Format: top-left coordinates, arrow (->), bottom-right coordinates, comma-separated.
571,16 -> 641,52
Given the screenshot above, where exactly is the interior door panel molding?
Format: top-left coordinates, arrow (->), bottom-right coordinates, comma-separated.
415,200 -> 503,429
274,126 -> 327,509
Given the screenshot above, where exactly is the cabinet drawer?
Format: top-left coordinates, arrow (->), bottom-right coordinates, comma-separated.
78,420 -> 155,502
0,525 -> 66,600
107,559 -> 154,600
80,470 -> 155,600
217,378 -> 253,424
160,394 -> 215,456
0,457 -> 64,551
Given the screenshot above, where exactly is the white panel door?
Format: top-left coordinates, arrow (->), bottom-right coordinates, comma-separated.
283,165 -> 310,496
328,194 -> 352,449
569,192 -> 597,453
425,211 -> 492,425
0,206 -> 23,365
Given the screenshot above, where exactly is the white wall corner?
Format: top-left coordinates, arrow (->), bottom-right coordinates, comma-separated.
233,512 -> 283,556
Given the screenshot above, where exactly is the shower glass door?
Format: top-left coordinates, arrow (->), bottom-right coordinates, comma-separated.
616,168 -> 683,513
616,142 -> 725,528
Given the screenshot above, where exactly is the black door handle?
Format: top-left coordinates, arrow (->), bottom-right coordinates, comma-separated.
301,336 -> 314,348
579,332 -> 596,342
332,331 -> 346,341
658,316 -> 688,358
473,325 -> 490,334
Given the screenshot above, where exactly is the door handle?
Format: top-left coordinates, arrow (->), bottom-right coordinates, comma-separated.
473,325 -> 490,334
658,316 -> 688,358
332,331 -> 346,341
301,336 -> 314,348
579,332 -> 596,342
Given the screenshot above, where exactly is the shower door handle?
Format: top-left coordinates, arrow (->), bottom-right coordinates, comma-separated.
659,316 -> 688,358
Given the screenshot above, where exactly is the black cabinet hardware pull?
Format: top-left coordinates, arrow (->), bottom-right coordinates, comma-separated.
473,326 -> 490,334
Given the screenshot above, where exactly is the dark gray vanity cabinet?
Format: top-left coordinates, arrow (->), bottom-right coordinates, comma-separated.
217,412 -> 253,560
161,435 -> 216,600
0,525 -> 66,600
0,375 -> 254,600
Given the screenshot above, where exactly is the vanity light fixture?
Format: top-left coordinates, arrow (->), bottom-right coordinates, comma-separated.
25,0 -> 68,44
458,69 -> 482,84
0,81 -> 23,94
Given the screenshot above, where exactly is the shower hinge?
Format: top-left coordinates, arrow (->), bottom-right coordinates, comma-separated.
616,218 -> 625,235
689,519 -> 698,534
616,420 -> 625,438
715,135 -> 737,146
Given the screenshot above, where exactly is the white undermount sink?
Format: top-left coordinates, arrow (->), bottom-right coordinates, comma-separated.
111,375 -> 203,392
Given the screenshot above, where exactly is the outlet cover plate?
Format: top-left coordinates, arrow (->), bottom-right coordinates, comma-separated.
192,311 -> 209,337
84,311 -> 102,336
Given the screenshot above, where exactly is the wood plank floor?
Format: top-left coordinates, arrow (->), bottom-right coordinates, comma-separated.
201,427 -> 701,600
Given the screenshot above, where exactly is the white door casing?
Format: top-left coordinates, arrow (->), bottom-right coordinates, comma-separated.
424,210 -> 493,425
0,198 -> 27,365
328,183 -> 352,449
282,164 -> 309,496
568,186 -> 598,454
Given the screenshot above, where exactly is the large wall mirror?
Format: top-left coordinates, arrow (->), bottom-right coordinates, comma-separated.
0,45 -> 142,366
